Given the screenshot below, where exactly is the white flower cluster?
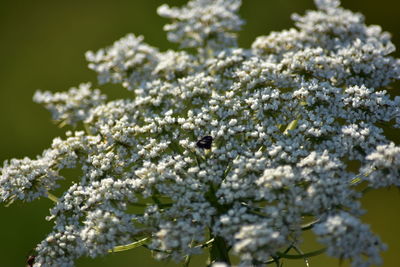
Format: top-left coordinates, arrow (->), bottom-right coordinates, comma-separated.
0,131 -> 101,205
85,34 -> 160,89
33,83 -> 107,127
1,0 -> 399,266
313,211 -> 387,267
361,142 -> 400,188
157,0 -> 244,50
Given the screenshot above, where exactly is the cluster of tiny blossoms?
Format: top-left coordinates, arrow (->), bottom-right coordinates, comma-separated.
1,0 -> 400,266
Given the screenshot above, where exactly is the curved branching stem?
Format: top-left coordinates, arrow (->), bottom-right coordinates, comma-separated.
350,177 -> 362,185
57,119 -> 68,128
301,218 -> 320,231
271,256 -> 281,267
142,244 -> 171,253
183,254 -> 192,267
46,192 -> 58,203
292,245 -> 310,267
208,235 -> 231,266
137,238 -> 215,256
350,167 -> 375,186
195,238 -> 215,249
283,118 -> 299,135
108,237 -> 150,253
276,247 -> 327,259
83,122 -> 93,135
265,247 -> 326,266
266,243 -> 295,266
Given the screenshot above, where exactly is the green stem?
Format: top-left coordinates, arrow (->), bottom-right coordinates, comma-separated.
208,235 -> 231,266
292,245 -> 310,267
183,255 -> 192,267
283,118 -> 299,135
276,247 -> 326,259
301,218 -> 320,231
108,237 -> 150,253
196,238 -> 214,249
83,123 -> 93,135
47,192 -> 58,203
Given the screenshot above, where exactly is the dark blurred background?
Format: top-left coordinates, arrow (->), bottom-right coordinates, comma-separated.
0,1 -> 399,266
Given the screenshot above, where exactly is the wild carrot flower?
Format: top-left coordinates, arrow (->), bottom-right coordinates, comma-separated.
1,0 -> 399,266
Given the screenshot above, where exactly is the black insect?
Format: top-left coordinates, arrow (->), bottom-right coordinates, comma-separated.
196,136 -> 213,149
26,255 -> 35,267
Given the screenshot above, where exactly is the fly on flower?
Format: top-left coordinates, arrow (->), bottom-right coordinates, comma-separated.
196,136 -> 213,149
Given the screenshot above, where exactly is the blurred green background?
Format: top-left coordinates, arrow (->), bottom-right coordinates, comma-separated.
0,0 -> 399,266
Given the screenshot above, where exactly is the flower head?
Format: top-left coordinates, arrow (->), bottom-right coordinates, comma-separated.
1,0 -> 399,266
